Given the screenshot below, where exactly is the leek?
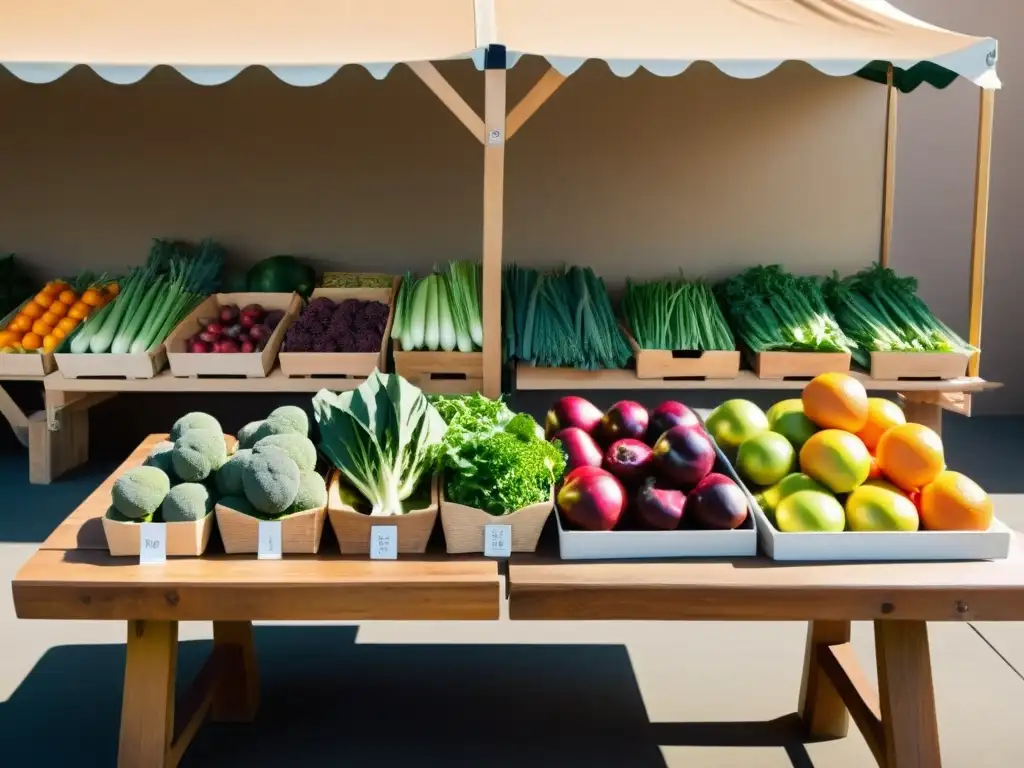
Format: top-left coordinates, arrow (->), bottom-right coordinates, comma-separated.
408,277 -> 428,350
424,275 -> 440,351
436,276 -> 456,352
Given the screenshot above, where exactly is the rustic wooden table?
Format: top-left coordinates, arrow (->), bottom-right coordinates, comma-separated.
12,435 -> 1024,768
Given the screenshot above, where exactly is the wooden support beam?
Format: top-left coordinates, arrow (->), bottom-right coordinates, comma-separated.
407,61 -> 485,143
798,620 -> 851,739
0,384 -> 30,446
506,67 -> 568,140
968,88 -> 995,377
876,620 -> 942,767
880,65 -> 898,267
212,621 -> 260,722
119,620 -> 178,768
481,68 -> 506,399
900,397 -> 943,436
818,643 -> 885,766
168,646 -> 225,768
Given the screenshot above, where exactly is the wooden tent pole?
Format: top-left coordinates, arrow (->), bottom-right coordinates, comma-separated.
880,65 -> 898,267
968,88 -> 996,378
407,61 -> 485,142
482,61 -> 507,398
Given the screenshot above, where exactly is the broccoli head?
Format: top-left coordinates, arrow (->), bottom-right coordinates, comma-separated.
242,450 -> 300,516
215,448 -> 253,496
143,440 -> 177,479
105,505 -> 137,523
261,406 -> 309,438
217,494 -> 260,517
112,466 -> 171,520
254,433 -> 317,472
170,412 -> 223,442
161,482 -> 214,522
288,470 -> 328,513
237,420 -> 264,450
171,429 -> 227,482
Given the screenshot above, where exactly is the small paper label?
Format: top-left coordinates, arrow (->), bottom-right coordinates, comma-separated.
370,526 -> 398,560
488,128 -> 503,145
484,524 -> 512,558
139,523 -> 166,565
258,520 -> 283,560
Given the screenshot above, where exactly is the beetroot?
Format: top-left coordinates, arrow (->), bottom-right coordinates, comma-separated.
205,322 -> 224,336
240,339 -> 255,353
598,400 -> 649,446
563,465 -> 608,486
556,469 -> 627,531
553,427 -> 603,473
215,339 -> 240,353
545,396 -> 603,439
603,438 -> 653,483
198,329 -> 218,344
219,304 -> 239,324
689,473 -> 748,530
652,424 -> 715,488
248,324 -> 270,343
647,401 -> 701,445
636,479 -> 686,530
188,339 -> 211,353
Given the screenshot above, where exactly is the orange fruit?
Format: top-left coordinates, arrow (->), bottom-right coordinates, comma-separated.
22,302 -> 43,319
856,398 -> 906,452
52,327 -> 67,340
41,310 -> 60,328
59,290 -> 78,306
33,291 -> 54,309
43,282 -> 65,297
12,314 -> 33,333
802,372 -> 869,432
919,471 -> 992,531
31,319 -> 53,337
799,429 -> 872,494
81,288 -> 104,307
47,301 -> 67,318
876,422 -> 945,492
58,316 -> 79,333
68,303 -> 89,320
21,332 -> 42,351
0,330 -> 18,348
867,453 -> 882,481
105,282 -> 120,296
42,334 -> 60,353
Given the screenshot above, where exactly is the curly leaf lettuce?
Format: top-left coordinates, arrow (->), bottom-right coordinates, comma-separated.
314,371 -> 446,516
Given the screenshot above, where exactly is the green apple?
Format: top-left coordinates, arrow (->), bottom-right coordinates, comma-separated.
705,399 -> 769,456
766,399 -> 818,449
737,432 -> 796,487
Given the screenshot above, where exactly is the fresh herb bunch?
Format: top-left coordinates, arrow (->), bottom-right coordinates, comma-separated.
622,276 -> 734,351
822,264 -> 974,366
503,264 -> 632,369
434,395 -> 562,515
716,265 -> 857,355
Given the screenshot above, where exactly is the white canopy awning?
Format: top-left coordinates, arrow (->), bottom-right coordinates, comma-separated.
0,0 -> 485,85
0,0 -> 998,90
491,0 -> 999,89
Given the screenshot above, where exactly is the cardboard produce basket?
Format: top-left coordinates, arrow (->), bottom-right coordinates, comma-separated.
392,340 -> 483,393
867,351 -> 971,381
439,482 -> 553,554
326,471 -> 438,555
624,329 -> 740,380
165,292 -> 300,378
55,344 -> 167,379
103,512 -> 213,557
278,279 -> 399,379
748,350 -> 851,379
215,502 -> 327,555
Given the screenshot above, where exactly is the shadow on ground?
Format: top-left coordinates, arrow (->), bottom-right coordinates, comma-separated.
0,625 -> 815,768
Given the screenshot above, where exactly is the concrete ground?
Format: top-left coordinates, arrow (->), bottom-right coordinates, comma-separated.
2,411 -> 1023,767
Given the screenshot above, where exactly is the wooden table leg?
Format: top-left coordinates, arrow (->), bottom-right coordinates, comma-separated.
875,620 -> 942,768
212,620 -> 260,722
119,620 -> 178,768
798,620 -> 851,739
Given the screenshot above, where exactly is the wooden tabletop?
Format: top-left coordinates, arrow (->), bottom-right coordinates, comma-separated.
15,434 -> 502,622
508,533 -> 1024,622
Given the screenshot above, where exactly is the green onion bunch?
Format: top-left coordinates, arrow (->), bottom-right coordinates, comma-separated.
621,275 -> 734,351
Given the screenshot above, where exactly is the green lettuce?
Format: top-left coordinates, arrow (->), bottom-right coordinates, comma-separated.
313,371 -> 447,516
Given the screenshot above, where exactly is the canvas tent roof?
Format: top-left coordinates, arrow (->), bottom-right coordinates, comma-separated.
0,0 -> 998,91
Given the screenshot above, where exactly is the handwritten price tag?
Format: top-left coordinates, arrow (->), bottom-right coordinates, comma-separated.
139,523 -> 166,565
370,526 -> 398,560
484,524 -> 512,557
258,520 -> 283,560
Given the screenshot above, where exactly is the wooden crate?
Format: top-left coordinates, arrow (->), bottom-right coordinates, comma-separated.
868,351 -> 970,381
0,297 -> 57,376
55,344 -> 167,379
749,350 -> 851,379
439,483 -> 553,554
392,340 -> 483,393
165,292 -> 300,378
326,471 -> 438,555
102,512 -> 213,557
626,333 -> 739,380
215,502 -> 327,555
278,280 -> 398,378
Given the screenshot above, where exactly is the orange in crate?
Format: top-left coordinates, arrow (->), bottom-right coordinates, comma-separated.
21,332 -> 42,351
919,470 -> 992,531
22,302 -> 43,320
856,398 -> 906,452
48,301 -> 67,318
801,372 -> 869,432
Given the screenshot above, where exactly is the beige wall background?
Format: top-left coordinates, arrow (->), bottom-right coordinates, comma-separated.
0,0 -> 1018,411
